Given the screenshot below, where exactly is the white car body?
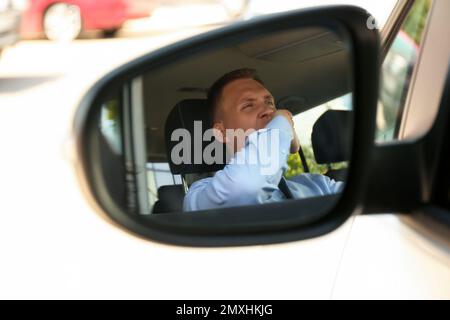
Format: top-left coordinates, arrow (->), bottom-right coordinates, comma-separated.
0,0 -> 448,299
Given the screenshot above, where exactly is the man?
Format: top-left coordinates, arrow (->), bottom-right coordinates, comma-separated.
183,68 -> 343,211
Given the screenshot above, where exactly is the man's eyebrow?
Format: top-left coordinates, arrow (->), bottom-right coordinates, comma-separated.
238,94 -> 274,104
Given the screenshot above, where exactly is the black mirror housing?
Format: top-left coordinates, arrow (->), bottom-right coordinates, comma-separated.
74,5 -> 380,247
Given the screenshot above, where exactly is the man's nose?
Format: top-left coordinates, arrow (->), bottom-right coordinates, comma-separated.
259,105 -> 275,119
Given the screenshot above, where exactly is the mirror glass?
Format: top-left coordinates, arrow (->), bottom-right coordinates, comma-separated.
95,25 -> 353,215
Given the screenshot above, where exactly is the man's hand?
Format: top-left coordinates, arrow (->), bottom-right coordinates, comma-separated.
272,110 -> 300,154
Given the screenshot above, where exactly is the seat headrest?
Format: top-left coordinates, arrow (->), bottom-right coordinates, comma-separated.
165,99 -> 227,175
311,110 -> 352,164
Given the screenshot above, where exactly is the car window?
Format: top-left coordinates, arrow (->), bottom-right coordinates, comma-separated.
98,95 -> 129,210
289,94 -> 351,177
100,98 -> 123,156
376,0 -> 432,141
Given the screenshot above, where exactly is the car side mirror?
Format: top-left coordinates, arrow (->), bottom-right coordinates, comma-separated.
73,6 -> 380,247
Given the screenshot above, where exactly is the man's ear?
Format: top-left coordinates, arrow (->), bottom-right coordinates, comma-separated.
213,121 -> 227,144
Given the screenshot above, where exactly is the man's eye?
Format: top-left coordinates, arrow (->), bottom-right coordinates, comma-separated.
266,100 -> 274,105
243,104 -> 253,109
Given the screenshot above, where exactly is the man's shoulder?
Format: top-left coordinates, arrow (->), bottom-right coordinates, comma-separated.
186,177 -> 214,193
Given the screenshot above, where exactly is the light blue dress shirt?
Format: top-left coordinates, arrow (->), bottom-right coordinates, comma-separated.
183,115 -> 343,211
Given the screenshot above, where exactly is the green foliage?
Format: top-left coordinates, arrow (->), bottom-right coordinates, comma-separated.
284,145 -> 348,179
403,0 -> 431,44
105,99 -> 119,121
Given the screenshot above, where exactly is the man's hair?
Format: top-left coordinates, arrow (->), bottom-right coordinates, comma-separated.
207,68 -> 264,123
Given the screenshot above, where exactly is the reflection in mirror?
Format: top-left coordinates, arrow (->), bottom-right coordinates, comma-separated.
95,26 -> 353,215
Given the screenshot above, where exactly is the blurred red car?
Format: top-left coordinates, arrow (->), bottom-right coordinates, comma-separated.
20,0 -> 156,41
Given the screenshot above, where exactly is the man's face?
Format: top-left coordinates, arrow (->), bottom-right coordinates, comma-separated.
215,78 -> 276,134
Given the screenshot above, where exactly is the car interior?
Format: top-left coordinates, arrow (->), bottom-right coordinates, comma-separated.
133,26 -> 355,213
135,28 -> 352,213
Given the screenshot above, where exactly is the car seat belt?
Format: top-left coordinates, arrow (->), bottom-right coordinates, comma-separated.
278,176 -> 294,199
298,143 -> 309,173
